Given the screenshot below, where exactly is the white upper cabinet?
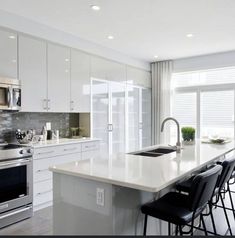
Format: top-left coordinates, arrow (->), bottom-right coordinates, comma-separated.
47,43 -> 70,112
71,49 -> 90,112
90,56 -> 107,81
19,35 -> 47,112
126,66 -> 151,88
91,56 -> 126,83
0,29 -> 17,78
106,61 -> 126,83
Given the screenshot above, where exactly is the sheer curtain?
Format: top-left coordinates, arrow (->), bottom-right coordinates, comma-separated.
151,60 -> 173,144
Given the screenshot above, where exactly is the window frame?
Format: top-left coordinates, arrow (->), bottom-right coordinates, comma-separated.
172,69 -> 235,139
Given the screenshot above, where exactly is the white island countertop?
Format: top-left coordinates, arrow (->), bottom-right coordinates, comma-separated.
49,140 -> 235,192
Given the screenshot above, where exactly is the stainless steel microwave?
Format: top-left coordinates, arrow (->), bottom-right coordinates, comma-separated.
0,77 -> 21,111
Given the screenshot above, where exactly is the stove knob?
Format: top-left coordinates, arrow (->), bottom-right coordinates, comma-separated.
27,148 -> 33,154
19,149 -> 24,155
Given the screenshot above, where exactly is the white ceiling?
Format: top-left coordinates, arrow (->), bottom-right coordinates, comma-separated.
0,0 -> 234,62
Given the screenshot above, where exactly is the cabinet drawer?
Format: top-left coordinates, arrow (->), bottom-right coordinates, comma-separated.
34,190 -> 52,207
34,146 -> 59,159
82,142 -> 99,152
57,143 -> 81,155
34,180 -> 52,197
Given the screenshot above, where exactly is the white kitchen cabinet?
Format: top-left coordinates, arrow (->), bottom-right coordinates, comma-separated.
19,35 -> 47,112
0,29 -> 17,78
127,66 -> 151,88
33,140 -> 100,211
91,56 -> 126,83
71,49 -> 90,112
106,61 -> 126,83
90,56 -> 107,81
47,43 -> 70,112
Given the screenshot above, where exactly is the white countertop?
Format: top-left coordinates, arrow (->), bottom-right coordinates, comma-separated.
31,137 -> 100,148
49,140 -> 235,192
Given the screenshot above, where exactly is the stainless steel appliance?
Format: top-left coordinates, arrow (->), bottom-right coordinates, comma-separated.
0,144 -> 33,228
0,77 -> 21,111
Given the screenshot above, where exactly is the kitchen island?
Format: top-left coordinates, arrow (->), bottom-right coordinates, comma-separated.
49,140 -> 235,235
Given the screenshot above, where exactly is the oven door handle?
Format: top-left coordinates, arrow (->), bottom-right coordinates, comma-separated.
0,205 -> 32,220
0,158 -> 32,170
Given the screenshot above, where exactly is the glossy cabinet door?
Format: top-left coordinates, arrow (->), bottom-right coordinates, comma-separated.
90,56 -> 108,81
92,80 -> 109,155
110,82 -> 126,154
71,49 -> 90,112
19,35 -> 47,112
126,66 -> 151,88
127,86 -> 140,152
141,88 -> 152,148
47,43 -> 70,112
106,61 -> 126,83
0,29 -> 17,78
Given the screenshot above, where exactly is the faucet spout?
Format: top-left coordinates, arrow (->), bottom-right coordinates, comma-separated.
161,117 -> 181,153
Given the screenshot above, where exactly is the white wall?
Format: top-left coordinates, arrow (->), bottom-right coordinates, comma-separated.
173,50 -> 235,73
0,9 -> 150,71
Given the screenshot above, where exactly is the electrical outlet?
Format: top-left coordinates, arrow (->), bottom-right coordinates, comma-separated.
96,188 -> 105,206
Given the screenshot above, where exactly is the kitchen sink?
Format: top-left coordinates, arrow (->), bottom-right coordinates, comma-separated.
132,146 -> 176,157
146,147 -> 176,154
134,152 -> 164,157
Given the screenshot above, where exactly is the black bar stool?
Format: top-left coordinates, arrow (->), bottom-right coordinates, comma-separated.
176,156 -> 235,235
141,165 -> 222,236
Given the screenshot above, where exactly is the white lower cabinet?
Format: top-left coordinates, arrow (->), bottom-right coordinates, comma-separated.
33,141 -> 100,211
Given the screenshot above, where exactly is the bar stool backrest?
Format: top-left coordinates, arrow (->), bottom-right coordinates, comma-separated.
189,165 -> 222,211
217,157 -> 235,192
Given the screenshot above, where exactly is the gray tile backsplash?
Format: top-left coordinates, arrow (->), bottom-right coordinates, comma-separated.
0,112 -> 79,143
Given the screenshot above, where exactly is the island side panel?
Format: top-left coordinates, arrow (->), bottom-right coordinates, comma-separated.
52,172 -> 173,235
53,172 -> 113,235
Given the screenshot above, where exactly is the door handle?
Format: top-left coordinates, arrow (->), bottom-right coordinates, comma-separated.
43,99 -> 47,110
47,99 -> 51,110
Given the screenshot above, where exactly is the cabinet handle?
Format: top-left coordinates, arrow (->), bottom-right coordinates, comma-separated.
107,124 -> 113,132
36,169 -> 49,173
37,151 -> 54,155
36,189 -> 52,196
47,99 -> 51,110
64,147 -> 77,152
43,99 -> 47,110
70,101 -> 74,111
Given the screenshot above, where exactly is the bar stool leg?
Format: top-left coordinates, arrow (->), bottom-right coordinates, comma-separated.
179,225 -> 183,236
175,225 -> 179,236
227,182 -> 235,220
220,193 -> 233,235
143,214 -> 148,236
168,222 -> 171,235
200,214 -> 208,236
209,203 -> 217,235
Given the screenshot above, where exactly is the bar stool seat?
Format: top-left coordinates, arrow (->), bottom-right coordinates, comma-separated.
141,192 -> 205,225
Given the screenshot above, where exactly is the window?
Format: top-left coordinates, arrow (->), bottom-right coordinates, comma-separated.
171,67 -> 235,139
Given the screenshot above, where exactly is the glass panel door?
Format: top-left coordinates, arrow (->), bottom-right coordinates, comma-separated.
127,86 -> 140,152
110,82 -> 126,154
141,88 -> 152,148
91,80 -> 109,155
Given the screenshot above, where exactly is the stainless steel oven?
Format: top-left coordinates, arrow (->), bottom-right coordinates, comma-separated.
0,77 -> 21,111
0,144 -> 33,228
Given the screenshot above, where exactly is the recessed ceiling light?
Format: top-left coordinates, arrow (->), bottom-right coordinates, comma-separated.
8,35 -> 16,39
107,35 -> 114,40
91,5 -> 100,11
154,55 -> 159,59
186,33 -> 194,38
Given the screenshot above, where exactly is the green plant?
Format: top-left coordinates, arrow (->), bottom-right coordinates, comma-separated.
181,127 -> 195,141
